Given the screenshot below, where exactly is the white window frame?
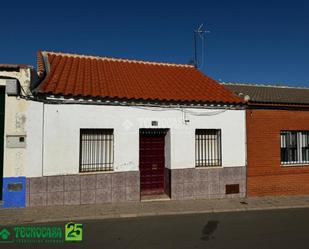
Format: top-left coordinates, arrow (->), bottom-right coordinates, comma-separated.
281,131 -> 309,166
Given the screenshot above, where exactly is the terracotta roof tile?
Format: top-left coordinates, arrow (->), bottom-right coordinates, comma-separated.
36,51 -> 45,76
36,51 -> 244,104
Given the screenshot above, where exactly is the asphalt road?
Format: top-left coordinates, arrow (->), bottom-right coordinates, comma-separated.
2,208 -> 309,249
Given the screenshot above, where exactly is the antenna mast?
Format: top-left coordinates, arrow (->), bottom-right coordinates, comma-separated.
193,23 -> 210,68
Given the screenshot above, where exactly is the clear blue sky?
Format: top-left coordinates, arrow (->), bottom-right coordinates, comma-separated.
1,0 -> 308,86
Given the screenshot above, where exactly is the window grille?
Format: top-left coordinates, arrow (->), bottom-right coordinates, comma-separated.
281,131 -> 309,165
195,129 -> 222,167
79,129 -> 114,172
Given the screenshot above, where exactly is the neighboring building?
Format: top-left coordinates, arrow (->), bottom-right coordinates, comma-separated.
12,51 -> 246,207
0,64 -> 39,207
225,83 -> 309,197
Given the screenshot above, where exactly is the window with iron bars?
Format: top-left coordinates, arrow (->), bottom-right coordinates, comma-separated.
281,131 -> 309,165
195,129 -> 222,167
79,129 -> 114,172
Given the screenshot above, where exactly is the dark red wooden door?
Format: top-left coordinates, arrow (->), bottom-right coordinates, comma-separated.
139,131 -> 166,195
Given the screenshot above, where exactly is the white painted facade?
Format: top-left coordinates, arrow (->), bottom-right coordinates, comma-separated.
24,103 -> 246,177
0,68 -> 246,178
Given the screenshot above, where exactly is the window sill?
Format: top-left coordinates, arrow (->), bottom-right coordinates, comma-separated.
281,164 -> 309,167
195,166 -> 222,169
79,170 -> 114,175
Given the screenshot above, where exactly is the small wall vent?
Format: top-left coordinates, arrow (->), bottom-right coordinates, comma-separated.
151,121 -> 158,126
225,184 -> 240,194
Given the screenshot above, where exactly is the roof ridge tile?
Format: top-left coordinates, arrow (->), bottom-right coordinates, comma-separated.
42,50 -> 194,68
223,82 -> 309,90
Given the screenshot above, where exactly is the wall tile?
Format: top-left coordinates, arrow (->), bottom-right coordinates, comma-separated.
222,167 -> 243,180
112,187 -> 126,202
241,167 -> 247,177
171,183 -> 184,200
47,191 -> 64,206
194,181 -> 209,197
195,168 -> 209,182
126,171 -> 139,187
112,173 -> 126,187
183,183 -> 194,199
47,176 -> 64,192
208,169 -> 220,183
81,190 -> 96,204
239,180 -> 246,193
96,188 -> 112,203
30,193 -> 47,207
183,169 -> 195,183
80,175 -> 96,190
219,167 -> 230,181
209,182 -> 220,195
64,175 -> 80,191
96,173 -> 112,189
30,177 -> 47,194
233,167 -> 243,179
171,169 -> 184,184
64,191 -> 81,205
126,186 -> 140,201
219,182 -> 227,194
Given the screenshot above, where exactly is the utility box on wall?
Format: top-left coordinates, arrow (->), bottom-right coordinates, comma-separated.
6,135 -> 26,148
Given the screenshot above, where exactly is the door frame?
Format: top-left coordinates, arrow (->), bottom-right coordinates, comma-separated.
139,128 -> 170,197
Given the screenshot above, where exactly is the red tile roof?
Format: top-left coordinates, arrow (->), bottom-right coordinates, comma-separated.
36,51 -> 244,104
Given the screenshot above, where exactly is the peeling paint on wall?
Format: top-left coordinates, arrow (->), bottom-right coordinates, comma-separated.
14,151 -> 23,176
15,113 -> 26,132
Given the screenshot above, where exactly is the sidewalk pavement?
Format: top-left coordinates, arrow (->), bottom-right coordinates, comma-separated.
1,195 -> 309,225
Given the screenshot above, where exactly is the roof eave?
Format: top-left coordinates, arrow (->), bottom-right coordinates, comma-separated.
247,101 -> 309,109
37,92 -> 245,108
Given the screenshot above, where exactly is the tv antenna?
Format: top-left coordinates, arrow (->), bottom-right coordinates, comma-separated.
193,23 -> 210,68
